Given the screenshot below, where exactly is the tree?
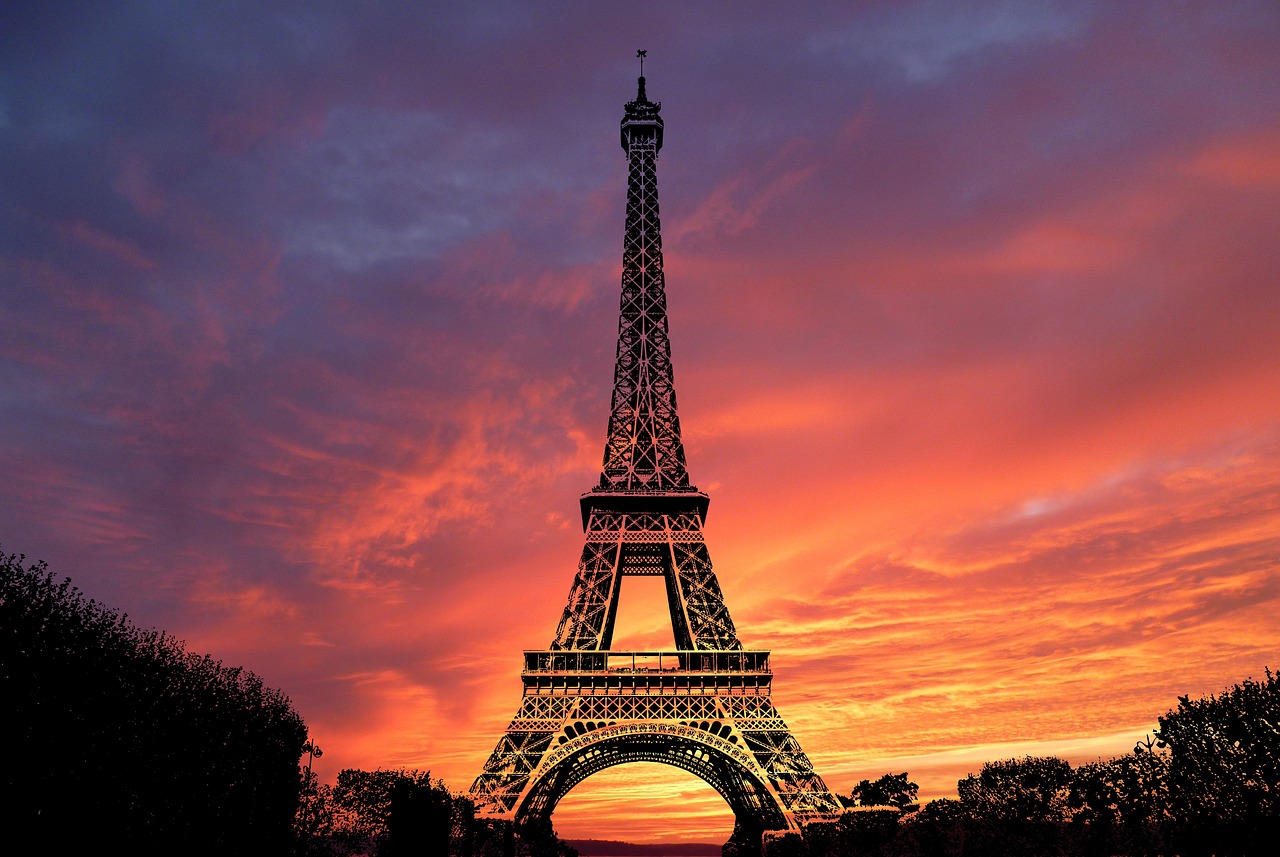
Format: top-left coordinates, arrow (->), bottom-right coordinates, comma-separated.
949,757 -> 1074,857
324,768 -> 519,856
1068,735 -> 1171,826
515,815 -> 579,857
294,743 -> 346,856
897,799 -> 969,857
957,755 -> 1073,824
330,768 -> 431,849
384,775 -> 454,856
1155,669 -> 1280,854
848,772 -> 920,809
2,549 -> 308,855
1067,736 -> 1171,856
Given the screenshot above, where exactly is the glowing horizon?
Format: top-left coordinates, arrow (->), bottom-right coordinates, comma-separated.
3,2 -> 1279,845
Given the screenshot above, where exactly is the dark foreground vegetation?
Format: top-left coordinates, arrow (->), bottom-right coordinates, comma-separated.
5,548 -> 1278,856
761,669 -> 1280,857
293,767 -> 576,856
1,548 -> 574,857
2,550 -> 308,854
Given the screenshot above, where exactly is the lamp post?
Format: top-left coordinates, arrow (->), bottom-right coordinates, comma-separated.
299,739 -> 324,845
303,739 -> 323,779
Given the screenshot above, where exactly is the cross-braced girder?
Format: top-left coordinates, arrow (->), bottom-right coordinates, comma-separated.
471,690 -> 842,828
469,73 -> 841,839
598,79 -> 689,493
550,509 -> 740,651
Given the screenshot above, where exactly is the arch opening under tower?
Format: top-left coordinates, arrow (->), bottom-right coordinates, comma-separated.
551,762 -> 735,845
515,728 -> 788,834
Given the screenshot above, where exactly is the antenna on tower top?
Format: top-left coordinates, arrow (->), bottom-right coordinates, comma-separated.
634,50 -> 650,102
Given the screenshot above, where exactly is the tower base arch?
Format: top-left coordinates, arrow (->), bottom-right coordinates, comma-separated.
517,723 -> 789,831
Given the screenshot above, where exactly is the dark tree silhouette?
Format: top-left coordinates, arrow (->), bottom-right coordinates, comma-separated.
847,772 -> 920,809
516,815 -> 579,857
322,768 -> 522,856
328,768 -> 424,850
1067,736 -> 1171,855
957,755 -> 1072,823
1,549 -> 308,855
899,797 -> 968,857
1156,670 -> 1280,855
951,756 -> 1075,856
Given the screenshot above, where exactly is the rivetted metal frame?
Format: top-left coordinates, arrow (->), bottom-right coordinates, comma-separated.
551,509 -> 739,652
519,724 -> 786,828
469,75 -> 842,834
598,75 -> 688,493
470,682 -> 841,827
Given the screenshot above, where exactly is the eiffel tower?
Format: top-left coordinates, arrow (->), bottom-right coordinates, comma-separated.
470,62 -> 842,837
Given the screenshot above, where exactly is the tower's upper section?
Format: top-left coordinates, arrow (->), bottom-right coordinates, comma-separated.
621,76 -> 663,151
587,73 -> 707,524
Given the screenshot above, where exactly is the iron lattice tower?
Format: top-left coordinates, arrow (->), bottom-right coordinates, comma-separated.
470,70 -> 842,835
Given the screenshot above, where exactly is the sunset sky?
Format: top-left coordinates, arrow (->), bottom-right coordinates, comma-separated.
3,1 -> 1280,845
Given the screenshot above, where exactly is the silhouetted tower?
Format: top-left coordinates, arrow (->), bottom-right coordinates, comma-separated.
471,63 -> 841,836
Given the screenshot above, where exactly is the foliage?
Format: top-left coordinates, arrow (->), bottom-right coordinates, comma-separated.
792,669 -> 1279,855
724,822 -> 764,857
847,771 -> 920,809
911,797 -> 967,825
297,767 -> 553,856
898,798 -> 968,857
321,768 -> 453,853
956,755 -> 1073,824
761,830 -> 805,857
1,549 -> 308,855
1068,735 -> 1170,829
839,808 -> 904,853
1155,669 -> 1280,854
516,815 -> 580,857
295,773 -> 348,855
295,742 -> 337,854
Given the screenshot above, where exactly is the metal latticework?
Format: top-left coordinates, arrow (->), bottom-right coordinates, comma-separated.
550,509 -> 740,651
470,658 -> 843,827
599,74 -> 690,492
470,74 -> 841,834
